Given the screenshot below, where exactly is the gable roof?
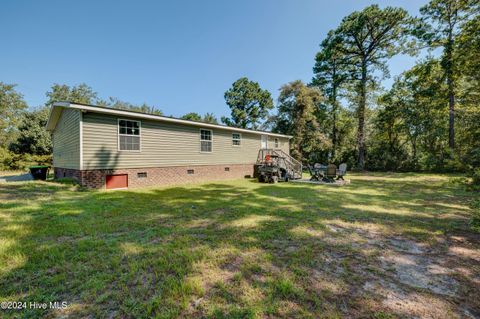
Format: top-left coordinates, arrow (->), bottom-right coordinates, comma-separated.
46,102 -> 292,139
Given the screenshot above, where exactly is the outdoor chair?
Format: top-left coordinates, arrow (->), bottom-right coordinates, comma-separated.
323,164 -> 337,183
307,164 -> 321,181
336,163 -> 347,180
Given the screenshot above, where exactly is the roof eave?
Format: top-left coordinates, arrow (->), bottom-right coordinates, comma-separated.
46,102 -> 293,139
46,102 -> 70,131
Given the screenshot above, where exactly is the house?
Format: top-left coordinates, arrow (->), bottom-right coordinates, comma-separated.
46,102 -> 294,189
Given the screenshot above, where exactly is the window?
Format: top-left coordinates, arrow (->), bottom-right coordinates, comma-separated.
200,129 -> 212,152
232,133 -> 241,146
275,138 -> 279,148
137,172 -> 147,178
187,169 -> 194,174
224,167 -> 230,171
118,119 -> 140,151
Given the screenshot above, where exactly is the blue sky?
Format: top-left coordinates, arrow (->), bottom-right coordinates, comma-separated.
2,0 -> 428,118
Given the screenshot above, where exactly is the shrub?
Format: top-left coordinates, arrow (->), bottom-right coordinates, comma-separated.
0,150 -> 52,170
471,168 -> 480,188
0,147 -> 13,170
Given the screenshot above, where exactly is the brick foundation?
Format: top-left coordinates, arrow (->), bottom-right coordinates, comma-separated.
54,167 -> 83,181
54,164 -> 254,189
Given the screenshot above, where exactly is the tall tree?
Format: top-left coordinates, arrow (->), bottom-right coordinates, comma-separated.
331,5 -> 416,169
0,83 -> 28,148
275,80 -> 330,161
420,0 -> 479,150
222,77 -> 273,129
420,0 -> 478,150
312,33 -> 349,158
46,83 -> 100,106
9,107 -> 52,155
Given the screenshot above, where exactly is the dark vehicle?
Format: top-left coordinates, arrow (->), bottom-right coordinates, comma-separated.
256,149 -> 302,183
257,155 -> 289,183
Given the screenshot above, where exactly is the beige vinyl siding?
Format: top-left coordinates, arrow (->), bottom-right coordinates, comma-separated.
82,112 -> 289,169
52,109 -> 81,169
268,135 -> 290,154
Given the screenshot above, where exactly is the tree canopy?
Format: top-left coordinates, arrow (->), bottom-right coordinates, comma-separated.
274,80 -> 330,161
9,106 -> 52,155
46,83 -> 100,106
222,77 -> 273,129
0,83 -> 27,147
181,112 -> 219,124
106,97 -> 163,115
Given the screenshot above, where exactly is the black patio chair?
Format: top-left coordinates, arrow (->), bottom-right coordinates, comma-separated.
307,164 -> 321,181
323,164 -> 337,183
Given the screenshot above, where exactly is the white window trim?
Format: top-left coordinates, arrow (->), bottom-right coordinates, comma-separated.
232,132 -> 241,147
274,138 -> 279,149
199,128 -> 213,153
118,118 -> 142,152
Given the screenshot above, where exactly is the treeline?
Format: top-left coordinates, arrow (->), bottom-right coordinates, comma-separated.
221,1 -> 480,173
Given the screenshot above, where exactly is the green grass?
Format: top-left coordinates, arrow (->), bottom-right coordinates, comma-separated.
0,173 -> 477,318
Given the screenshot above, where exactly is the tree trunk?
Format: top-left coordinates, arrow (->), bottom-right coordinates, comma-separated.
331,78 -> 338,159
412,136 -> 418,169
332,104 -> 337,158
445,36 -> 455,150
357,60 -> 367,170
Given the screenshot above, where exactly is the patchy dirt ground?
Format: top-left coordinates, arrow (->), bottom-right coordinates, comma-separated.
307,220 -> 480,318
182,218 -> 480,318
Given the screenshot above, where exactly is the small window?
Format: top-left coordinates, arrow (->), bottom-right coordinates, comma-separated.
200,129 -> 212,152
187,169 -> 194,174
274,138 -> 279,148
119,119 -> 140,151
137,172 -> 147,178
232,133 -> 241,146
225,167 -> 230,171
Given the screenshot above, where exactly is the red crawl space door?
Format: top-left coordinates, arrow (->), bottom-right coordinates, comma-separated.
106,174 -> 128,189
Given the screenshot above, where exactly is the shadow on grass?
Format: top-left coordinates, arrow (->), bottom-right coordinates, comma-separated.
0,174 -> 477,318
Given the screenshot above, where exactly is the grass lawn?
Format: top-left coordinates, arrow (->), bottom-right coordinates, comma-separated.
0,173 -> 479,318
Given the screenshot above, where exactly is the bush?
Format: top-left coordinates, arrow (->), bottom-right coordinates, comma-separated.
0,150 -> 52,171
0,147 -> 13,170
471,168 -> 480,188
